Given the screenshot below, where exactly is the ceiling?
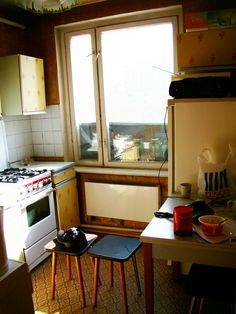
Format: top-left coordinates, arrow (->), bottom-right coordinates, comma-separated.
0,0 -> 106,14
0,0 -> 107,25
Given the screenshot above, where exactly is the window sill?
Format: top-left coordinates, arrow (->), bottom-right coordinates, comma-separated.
75,166 -> 168,177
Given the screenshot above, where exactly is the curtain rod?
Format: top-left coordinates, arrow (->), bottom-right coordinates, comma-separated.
0,17 -> 25,29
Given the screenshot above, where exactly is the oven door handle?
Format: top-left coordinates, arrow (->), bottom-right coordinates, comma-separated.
19,187 -> 54,208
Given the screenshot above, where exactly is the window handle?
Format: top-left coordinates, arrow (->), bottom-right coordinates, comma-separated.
86,51 -> 101,60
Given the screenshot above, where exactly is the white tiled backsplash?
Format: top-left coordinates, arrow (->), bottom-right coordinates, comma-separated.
4,105 -> 63,163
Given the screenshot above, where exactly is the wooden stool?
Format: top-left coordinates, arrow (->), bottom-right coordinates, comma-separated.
185,263 -> 236,314
87,235 -> 142,314
44,234 -> 97,307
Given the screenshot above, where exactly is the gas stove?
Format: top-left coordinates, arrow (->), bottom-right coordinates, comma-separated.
0,167 -> 52,202
0,168 -> 48,183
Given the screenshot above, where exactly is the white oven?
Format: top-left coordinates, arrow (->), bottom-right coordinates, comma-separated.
2,173 -> 57,271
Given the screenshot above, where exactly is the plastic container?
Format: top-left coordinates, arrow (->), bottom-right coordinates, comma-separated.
174,205 -> 193,235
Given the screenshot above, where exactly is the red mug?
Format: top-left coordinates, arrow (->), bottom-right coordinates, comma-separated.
174,206 -> 193,235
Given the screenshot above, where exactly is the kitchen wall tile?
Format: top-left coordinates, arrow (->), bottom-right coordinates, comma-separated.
31,119 -> 42,132
4,120 -> 17,136
53,131 -> 63,144
33,144 -> 44,156
43,144 -> 55,156
19,119 -> 31,132
6,134 -> 16,149
52,118 -> 61,131
32,132 -> 43,144
55,144 -> 63,156
24,133 -> 33,145
8,148 -> 17,163
17,145 -> 33,160
49,105 -> 60,118
43,131 -> 54,144
42,118 -> 53,131
15,133 -> 25,147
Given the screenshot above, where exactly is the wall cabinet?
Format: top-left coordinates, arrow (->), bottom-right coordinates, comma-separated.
0,54 -> 46,115
177,27 -> 236,71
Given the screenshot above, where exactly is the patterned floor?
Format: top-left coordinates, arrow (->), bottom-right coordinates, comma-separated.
31,247 -> 192,314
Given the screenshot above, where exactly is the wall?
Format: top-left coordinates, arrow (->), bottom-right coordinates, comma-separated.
3,105 -> 63,163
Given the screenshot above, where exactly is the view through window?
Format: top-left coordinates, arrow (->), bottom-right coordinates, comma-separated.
64,11 -> 179,168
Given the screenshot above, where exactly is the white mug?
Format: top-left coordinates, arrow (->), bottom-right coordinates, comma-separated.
178,183 -> 192,198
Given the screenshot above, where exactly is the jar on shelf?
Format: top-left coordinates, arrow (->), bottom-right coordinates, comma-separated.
150,138 -> 161,161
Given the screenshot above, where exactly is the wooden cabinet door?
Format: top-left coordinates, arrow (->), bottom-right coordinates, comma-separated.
55,178 -> 80,230
20,55 -> 46,114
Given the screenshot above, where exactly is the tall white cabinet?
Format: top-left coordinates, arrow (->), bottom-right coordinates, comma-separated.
0,54 -> 46,115
168,98 -> 236,195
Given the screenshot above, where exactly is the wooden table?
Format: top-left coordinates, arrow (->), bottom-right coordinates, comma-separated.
140,197 -> 236,314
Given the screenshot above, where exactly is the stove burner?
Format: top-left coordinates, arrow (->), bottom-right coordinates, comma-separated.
0,168 -> 48,183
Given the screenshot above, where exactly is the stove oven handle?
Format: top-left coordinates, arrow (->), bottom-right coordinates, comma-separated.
19,187 -> 54,208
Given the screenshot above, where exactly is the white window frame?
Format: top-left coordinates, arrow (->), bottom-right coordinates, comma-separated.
55,5 -> 183,169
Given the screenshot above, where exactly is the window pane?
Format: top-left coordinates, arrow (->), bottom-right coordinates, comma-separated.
70,34 -> 98,160
100,22 -> 173,163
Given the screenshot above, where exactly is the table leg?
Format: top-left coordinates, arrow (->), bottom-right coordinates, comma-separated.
143,243 -> 153,314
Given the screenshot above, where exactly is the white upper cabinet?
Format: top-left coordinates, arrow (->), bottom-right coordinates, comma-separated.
0,54 -> 46,115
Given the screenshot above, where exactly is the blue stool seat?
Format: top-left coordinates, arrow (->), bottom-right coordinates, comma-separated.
87,235 -> 142,314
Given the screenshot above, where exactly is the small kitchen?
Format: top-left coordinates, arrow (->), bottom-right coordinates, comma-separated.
0,1 -> 236,314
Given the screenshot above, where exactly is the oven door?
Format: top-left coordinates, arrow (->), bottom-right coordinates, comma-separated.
19,188 -> 56,249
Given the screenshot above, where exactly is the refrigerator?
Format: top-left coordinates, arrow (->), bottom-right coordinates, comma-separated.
168,98 -> 236,196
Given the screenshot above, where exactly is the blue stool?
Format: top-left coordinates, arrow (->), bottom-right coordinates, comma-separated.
87,235 -> 142,314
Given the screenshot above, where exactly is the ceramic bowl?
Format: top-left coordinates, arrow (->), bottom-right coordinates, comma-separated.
198,215 -> 226,236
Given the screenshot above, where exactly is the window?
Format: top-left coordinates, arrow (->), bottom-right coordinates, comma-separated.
57,7 -> 181,169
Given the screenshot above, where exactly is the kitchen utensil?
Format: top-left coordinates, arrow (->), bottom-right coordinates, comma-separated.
154,211 -> 173,218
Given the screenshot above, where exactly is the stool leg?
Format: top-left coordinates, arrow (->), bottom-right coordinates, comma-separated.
75,256 -> 86,308
119,262 -> 128,314
191,297 -> 203,314
189,297 -> 196,314
51,252 -> 57,300
67,255 -> 71,280
109,260 -> 113,288
92,257 -> 100,307
132,254 -> 141,295
199,298 -> 204,314
90,256 -> 102,286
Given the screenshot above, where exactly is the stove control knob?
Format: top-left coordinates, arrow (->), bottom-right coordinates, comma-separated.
27,185 -> 32,193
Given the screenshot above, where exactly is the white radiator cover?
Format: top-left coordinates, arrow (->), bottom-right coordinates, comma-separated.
85,182 -> 160,222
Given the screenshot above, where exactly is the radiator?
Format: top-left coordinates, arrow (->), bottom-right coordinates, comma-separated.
85,182 -> 160,222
